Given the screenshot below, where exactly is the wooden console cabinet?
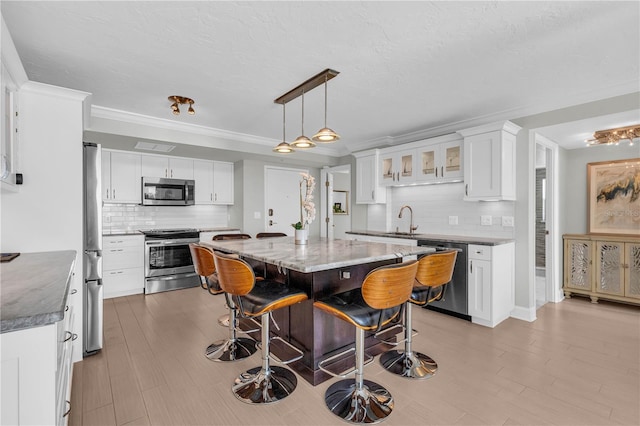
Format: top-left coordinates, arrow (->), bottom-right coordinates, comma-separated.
563,234 -> 640,305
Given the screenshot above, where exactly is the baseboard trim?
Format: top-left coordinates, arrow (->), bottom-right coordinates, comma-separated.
510,305 -> 536,322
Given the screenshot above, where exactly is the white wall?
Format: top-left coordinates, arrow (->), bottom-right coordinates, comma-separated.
1,82 -> 89,362
560,143 -> 639,234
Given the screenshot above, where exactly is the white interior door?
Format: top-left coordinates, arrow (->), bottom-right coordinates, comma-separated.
264,166 -> 308,235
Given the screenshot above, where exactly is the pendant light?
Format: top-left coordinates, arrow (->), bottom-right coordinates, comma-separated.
273,103 -> 294,153
312,75 -> 340,142
290,90 -> 316,149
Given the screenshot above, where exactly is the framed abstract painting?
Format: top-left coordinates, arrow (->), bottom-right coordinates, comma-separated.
587,158 -> 640,235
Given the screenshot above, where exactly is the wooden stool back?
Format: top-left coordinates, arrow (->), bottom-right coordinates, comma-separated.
213,251 -> 255,296
415,250 -> 457,288
362,260 -> 418,310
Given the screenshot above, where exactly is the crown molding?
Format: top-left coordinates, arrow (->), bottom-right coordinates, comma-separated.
20,81 -> 91,101
91,105 -> 347,157
348,80 -> 639,153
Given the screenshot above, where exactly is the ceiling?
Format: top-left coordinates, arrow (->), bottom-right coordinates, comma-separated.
2,1 -> 639,156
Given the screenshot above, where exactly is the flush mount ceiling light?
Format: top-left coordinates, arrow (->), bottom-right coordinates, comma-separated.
168,95 -> 195,115
586,124 -> 640,146
273,104 -> 294,153
273,69 -> 339,153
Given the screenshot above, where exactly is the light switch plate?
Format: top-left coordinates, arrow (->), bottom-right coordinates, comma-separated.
481,215 -> 492,226
502,216 -> 514,227
448,216 -> 458,225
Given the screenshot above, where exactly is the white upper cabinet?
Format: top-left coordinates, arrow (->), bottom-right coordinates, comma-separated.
193,159 -> 214,204
354,150 -> 386,204
379,148 -> 415,186
212,161 -> 234,204
141,155 -> 194,179
102,150 -> 141,204
416,136 -> 463,183
459,121 -> 521,201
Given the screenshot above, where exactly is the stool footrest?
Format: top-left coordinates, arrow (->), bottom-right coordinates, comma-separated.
237,317 -> 261,335
374,324 -> 418,346
259,336 -> 304,365
318,347 -> 374,378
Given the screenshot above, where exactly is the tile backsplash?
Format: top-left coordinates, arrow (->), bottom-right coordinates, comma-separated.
103,204 -> 228,232
367,183 -> 515,239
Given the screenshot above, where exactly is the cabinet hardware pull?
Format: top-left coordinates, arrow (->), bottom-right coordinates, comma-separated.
113,189 -> 116,198
65,306 -> 69,312
165,168 -> 168,178
470,260 -> 473,273
465,184 -> 468,196
106,189 -> 109,199
435,167 -> 438,177
63,331 -> 73,342
441,166 -> 443,177
71,289 -> 78,295
72,333 -> 78,341
210,193 -> 213,201
371,190 -> 374,200
63,401 -> 71,417
171,169 -> 173,178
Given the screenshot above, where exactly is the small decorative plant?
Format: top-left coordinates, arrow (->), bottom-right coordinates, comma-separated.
291,172 -> 316,230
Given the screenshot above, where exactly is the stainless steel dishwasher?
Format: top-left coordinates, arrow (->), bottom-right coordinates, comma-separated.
417,240 -> 470,321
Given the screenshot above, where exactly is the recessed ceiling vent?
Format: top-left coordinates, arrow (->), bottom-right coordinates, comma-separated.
134,141 -> 176,153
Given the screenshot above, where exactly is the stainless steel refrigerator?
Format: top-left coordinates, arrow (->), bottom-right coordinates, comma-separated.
83,142 -> 103,355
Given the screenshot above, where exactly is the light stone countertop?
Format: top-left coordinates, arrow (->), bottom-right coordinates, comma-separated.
202,237 -> 434,273
347,230 -> 514,246
1,251 -> 76,333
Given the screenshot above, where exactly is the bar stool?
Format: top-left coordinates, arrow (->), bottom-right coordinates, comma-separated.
255,232 -> 287,238
189,243 -> 258,362
213,251 -> 308,404
314,260 -> 419,423
379,249 -> 457,379
212,233 -> 252,240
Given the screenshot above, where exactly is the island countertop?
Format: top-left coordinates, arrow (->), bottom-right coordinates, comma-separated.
201,237 -> 434,273
1,251 -> 76,333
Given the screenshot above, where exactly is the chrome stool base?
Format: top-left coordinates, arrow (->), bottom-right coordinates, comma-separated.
232,366 -> 297,404
205,337 -> 257,362
325,379 -> 394,424
379,350 -> 437,379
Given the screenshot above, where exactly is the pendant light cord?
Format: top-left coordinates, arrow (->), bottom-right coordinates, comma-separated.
324,75 -> 328,127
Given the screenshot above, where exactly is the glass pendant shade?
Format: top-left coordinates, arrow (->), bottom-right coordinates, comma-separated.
291,135 -> 315,149
312,76 -> 340,143
273,141 -> 294,153
312,127 -> 340,142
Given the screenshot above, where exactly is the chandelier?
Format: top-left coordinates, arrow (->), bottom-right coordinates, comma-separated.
273,69 -> 340,153
586,124 -> 639,146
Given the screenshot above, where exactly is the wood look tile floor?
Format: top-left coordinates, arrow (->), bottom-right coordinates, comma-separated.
69,288 -> 640,425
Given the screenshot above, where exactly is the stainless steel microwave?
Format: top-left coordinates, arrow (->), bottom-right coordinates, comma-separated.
142,177 -> 195,206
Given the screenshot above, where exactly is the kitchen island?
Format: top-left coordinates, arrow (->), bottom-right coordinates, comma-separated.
202,237 -> 434,385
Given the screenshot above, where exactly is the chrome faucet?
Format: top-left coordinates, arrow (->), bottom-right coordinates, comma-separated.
398,205 -> 418,234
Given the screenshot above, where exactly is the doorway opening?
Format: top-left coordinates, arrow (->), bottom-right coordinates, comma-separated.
533,134 -> 561,309
320,164 -> 351,239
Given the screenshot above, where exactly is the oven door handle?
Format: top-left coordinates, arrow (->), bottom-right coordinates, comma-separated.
146,272 -> 198,281
145,238 -> 198,246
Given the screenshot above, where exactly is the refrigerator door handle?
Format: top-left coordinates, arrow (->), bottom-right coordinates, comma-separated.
84,250 -> 102,281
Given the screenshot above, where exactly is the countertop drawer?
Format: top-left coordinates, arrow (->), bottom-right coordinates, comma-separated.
468,244 -> 491,261
103,244 -> 143,271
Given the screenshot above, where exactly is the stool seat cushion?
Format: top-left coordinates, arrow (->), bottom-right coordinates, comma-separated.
409,282 -> 444,306
314,288 -> 402,331
238,279 -> 307,317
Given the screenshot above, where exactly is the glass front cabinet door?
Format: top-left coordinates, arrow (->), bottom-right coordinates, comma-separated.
416,139 -> 463,183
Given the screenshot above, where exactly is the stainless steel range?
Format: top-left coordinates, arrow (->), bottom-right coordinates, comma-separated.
141,228 -> 200,294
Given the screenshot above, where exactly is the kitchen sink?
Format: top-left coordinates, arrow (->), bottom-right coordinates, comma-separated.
385,232 -> 415,236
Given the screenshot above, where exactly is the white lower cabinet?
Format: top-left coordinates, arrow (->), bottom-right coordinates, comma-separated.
467,243 -> 514,327
0,278 -> 77,426
103,235 -> 144,298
